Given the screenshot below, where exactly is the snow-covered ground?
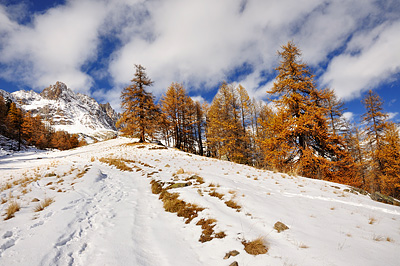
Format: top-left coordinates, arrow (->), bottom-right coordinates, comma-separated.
0,137 -> 399,266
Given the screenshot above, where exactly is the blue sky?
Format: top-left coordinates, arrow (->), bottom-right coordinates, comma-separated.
0,0 -> 399,123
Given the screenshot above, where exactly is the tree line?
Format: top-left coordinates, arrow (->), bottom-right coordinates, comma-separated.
118,42 -> 400,200
0,96 -> 86,151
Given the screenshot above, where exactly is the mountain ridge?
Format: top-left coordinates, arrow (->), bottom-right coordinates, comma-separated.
0,82 -> 118,141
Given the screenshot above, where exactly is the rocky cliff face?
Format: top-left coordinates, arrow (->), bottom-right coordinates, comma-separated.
1,82 -> 119,141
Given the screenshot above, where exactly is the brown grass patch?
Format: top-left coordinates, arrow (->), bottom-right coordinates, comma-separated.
209,190 -> 224,200
177,203 -> 204,224
242,237 -> 268,255
4,200 -> 20,220
196,218 -> 226,242
225,199 -> 241,211
1,182 -> 13,192
34,197 -> 54,212
99,157 -> 133,171
77,167 -> 90,178
150,180 -> 163,194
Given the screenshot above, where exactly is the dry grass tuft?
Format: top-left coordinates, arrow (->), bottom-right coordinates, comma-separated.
225,199 -> 241,211
373,235 -> 384,241
76,167 -> 90,178
177,203 -> 204,224
34,197 -> 54,212
196,218 -> 226,243
1,182 -> 13,192
150,180 -> 163,194
242,237 -> 268,255
369,217 -> 377,225
99,157 -> 133,171
1,197 -> 7,204
4,200 -> 20,220
209,190 -> 225,200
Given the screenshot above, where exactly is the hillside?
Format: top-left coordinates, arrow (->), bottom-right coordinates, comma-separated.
0,138 -> 399,266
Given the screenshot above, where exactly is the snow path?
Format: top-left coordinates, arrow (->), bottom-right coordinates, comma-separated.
1,137 -> 400,266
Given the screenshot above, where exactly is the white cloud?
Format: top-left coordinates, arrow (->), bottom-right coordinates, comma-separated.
342,112 -> 354,122
387,112 -> 398,121
0,0 -> 399,106
0,0 -> 108,93
321,20 -> 400,100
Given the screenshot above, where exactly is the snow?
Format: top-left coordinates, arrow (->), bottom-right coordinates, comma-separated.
0,137 -> 399,266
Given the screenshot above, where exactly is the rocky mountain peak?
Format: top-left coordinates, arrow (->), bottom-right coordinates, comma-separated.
40,81 -> 72,100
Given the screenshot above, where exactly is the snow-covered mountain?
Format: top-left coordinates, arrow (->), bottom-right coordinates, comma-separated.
0,137 -> 399,265
0,82 -> 118,141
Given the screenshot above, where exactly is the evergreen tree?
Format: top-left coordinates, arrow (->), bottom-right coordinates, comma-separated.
117,65 -> 159,142
160,82 -> 189,149
380,123 -> 400,198
206,82 -> 248,163
260,41 -> 359,185
361,90 -> 399,194
0,95 -> 7,134
6,102 -> 24,150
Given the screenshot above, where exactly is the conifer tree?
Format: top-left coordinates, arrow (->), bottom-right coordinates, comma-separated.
260,41 -> 359,185
361,90 -> 398,194
6,102 -> 24,150
117,65 -> 159,142
380,123 -> 400,198
206,82 -> 248,163
160,82 -> 188,149
0,95 -> 7,134
324,88 -> 347,135
194,101 -> 204,156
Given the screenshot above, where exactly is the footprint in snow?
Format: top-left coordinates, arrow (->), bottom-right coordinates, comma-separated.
2,231 -> 12,239
30,221 -> 44,229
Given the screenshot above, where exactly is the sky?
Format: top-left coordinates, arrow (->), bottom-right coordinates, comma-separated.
0,0 -> 399,122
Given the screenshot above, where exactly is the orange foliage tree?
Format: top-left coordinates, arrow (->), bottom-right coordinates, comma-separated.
361,90 -> 400,196
117,65 -> 159,142
259,41 -> 359,186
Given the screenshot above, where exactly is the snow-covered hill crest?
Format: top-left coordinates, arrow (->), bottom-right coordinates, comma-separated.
1,82 -> 118,140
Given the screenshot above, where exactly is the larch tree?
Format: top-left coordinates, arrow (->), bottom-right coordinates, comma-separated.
194,100 -> 204,156
160,82 -> 188,149
0,95 -> 7,134
380,122 -> 400,198
117,64 -> 159,142
206,82 -> 248,163
260,41 -> 359,186
6,102 -> 24,150
361,89 -> 398,194
324,88 -> 347,135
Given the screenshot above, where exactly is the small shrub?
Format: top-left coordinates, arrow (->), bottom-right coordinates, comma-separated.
4,201 -> 20,220
242,237 -> 268,255
34,197 -> 54,212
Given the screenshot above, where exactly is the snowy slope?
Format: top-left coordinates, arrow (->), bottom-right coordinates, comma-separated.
0,138 -> 399,266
